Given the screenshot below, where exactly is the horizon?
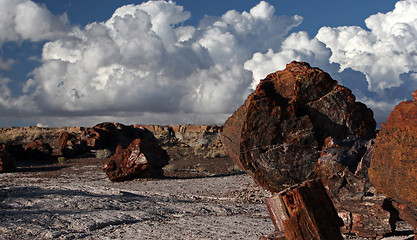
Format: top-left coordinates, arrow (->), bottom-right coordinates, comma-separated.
0,0 -> 414,127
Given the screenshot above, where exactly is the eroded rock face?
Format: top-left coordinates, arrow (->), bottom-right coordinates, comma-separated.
222,61 -> 376,192
0,144 -> 16,173
104,139 -> 169,182
370,90 -> 417,209
80,122 -> 157,150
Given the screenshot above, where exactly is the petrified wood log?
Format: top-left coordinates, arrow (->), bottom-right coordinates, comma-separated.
265,179 -> 344,240
222,61 -> 375,192
369,90 -> 417,208
104,138 -> 169,182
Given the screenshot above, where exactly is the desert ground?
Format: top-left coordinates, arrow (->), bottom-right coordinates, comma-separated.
0,157 -> 275,240
0,126 -> 414,239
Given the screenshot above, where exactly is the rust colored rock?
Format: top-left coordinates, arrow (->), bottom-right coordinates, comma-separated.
57,131 -> 76,150
57,131 -> 88,157
222,98 -> 251,169
223,61 -> 376,192
80,122 -> 157,150
369,90 -> 417,209
24,140 -> 53,161
0,144 -> 16,173
265,179 -> 344,240
104,139 -> 169,182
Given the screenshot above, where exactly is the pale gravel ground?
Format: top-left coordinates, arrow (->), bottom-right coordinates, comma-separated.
0,162 -> 414,240
0,162 -> 274,240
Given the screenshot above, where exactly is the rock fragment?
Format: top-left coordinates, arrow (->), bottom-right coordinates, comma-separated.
265,179 -> 344,240
315,138 -> 393,237
104,139 -> 169,182
57,131 -> 88,157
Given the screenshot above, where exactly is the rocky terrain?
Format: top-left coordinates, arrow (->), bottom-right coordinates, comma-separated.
0,124 -> 415,239
0,124 -> 277,239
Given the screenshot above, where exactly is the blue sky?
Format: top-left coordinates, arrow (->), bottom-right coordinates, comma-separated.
0,0 -> 415,127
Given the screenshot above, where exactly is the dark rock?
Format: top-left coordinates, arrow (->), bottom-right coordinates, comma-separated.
315,137 -> 394,237
222,61 -> 376,192
0,144 -> 16,173
2,144 -> 25,161
24,140 -> 53,161
80,122 -> 158,150
315,137 -> 373,205
265,179 -> 344,240
57,131 -> 88,157
103,139 -> 169,182
369,90 -> 417,209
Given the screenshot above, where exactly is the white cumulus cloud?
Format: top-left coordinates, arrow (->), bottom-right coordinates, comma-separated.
0,0 -> 69,45
18,0 -> 302,125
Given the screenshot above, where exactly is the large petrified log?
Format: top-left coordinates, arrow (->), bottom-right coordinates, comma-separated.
369,90 -> 417,235
222,61 -> 376,193
265,179 -> 344,240
104,139 -> 169,182
369,90 -> 417,208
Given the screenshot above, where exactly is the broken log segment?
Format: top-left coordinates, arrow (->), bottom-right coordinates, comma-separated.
265,179 -> 344,240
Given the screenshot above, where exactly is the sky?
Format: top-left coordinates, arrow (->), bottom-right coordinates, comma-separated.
0,0 -> 415,127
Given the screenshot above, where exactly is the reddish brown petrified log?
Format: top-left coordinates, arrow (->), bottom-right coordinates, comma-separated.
222,61 -> 375,192
265,179 -> 344,240
369,90 -> 417,208
103,139 -> 169,182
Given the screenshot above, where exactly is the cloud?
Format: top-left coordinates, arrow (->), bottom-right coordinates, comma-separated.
244,31 -> 338,88
0,58 -> 15,70
0,0 -> 69,45
315,0 -> 417,93
16,0 -> 301,125
244,0 -> 417,125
